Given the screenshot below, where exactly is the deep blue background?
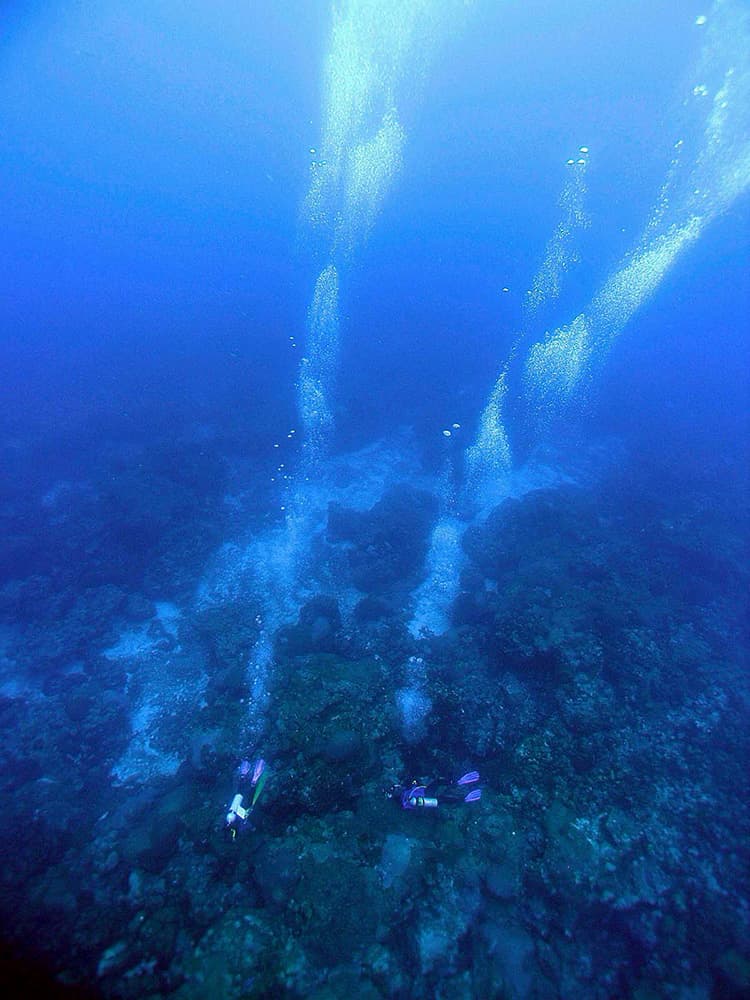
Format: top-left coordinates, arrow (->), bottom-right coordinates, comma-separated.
1,0 -> 747,485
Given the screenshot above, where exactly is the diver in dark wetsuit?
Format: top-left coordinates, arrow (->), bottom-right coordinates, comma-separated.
388,771 -> 482,810
224,757 -> 268,840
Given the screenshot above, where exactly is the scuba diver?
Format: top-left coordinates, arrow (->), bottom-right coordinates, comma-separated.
224,757 -> 268,840
388,770 -> 482,810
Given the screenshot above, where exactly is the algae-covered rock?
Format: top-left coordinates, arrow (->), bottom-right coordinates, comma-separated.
327,484 -> 438,593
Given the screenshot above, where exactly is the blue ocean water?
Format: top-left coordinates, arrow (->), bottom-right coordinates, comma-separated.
0,2 -> 748,997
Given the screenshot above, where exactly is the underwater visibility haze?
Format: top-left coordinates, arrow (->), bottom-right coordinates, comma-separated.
0,1 -> 748,997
